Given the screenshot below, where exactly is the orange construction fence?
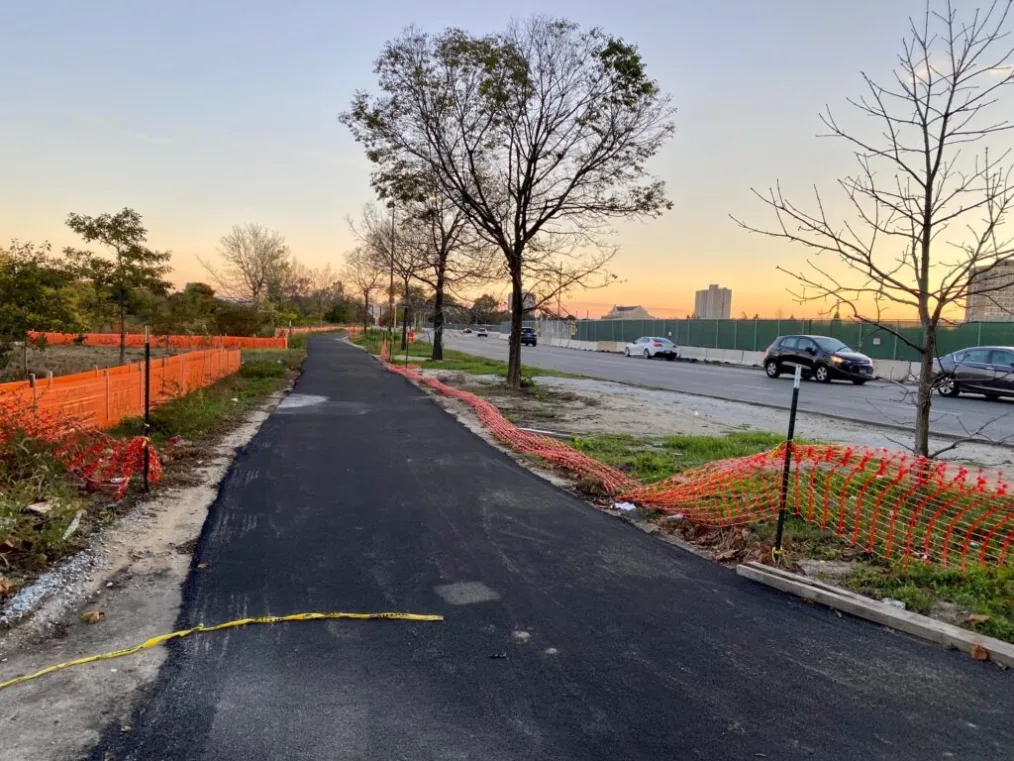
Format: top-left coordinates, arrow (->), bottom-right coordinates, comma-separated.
0,347 -> 241,430
385,360 -> 1014,571
29,331 -> 287,350
274,326 -> 340,338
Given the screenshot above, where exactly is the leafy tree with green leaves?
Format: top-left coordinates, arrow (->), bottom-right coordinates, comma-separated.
153,282 -> 219,335
343,17 -> 675,388
64,208 -> 172,363
471,294 -> 505,325
0,240 -> 78,374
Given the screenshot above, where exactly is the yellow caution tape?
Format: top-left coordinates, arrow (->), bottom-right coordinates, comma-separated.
0,611 -> 444,691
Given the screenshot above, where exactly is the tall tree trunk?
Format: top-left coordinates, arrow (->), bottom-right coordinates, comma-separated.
913,327 -> 936,458
507,264 -> 524,390
432,264 -> 446,361
363,292 -> 370,332
118,287 -> 126,365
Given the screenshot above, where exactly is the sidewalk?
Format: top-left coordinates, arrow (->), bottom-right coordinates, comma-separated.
94,335 -> 1013,761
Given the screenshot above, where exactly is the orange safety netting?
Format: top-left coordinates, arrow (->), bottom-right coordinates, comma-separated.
0,348 -> 241,430
0,401 -> 161,498
386,362 -> 1014,570
274,326 -> 344,338
29,331 -> 286,350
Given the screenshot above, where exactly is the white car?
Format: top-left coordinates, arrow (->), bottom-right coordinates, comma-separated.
623,336 -> 678,360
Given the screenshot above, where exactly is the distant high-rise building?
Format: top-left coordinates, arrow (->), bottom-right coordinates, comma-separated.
966,263 -> 1014,321
694,284 -> 732,319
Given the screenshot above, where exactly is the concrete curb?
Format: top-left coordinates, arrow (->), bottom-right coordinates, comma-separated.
737,562 -> 1014,668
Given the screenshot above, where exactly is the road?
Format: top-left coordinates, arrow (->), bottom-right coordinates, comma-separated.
92,336 -> 1013,760
443,334 -> 1014,442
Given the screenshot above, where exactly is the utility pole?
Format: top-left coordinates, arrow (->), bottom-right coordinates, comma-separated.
388,200 -> 396,338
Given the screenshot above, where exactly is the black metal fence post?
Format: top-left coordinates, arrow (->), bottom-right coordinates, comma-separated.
773,364 -> 802,555
143,326 -> 151,492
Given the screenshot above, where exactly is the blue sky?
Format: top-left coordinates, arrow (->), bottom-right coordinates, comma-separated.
0,1 -> 971,315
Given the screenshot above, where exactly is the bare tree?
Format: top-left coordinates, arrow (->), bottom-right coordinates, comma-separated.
200,224 -> 289,305
342,247 -> 384,329
734,0 -> 1014,457
399,192 -> 498,359
306,264 -> 342,321
349,203 -> 428,350
342,17 -> 676,388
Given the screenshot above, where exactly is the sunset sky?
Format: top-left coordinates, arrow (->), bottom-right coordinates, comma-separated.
1,0 -> 1004,318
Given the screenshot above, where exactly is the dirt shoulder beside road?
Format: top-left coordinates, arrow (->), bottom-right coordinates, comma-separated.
447,372 -> 1013,469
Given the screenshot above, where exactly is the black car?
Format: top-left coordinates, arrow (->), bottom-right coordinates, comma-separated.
763,335 -> 876,385
521,327 -> 538,347
934,345 -> 1014,400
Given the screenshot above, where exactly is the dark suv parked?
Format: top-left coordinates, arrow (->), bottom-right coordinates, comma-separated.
763,335 -> 875,385
521,327 -> 538,347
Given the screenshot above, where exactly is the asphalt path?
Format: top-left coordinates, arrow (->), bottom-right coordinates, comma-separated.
443,334 -> 1014,442
92,336 -> 1013,760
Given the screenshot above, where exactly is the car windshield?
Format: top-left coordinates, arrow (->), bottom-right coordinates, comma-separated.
652,337 -> 671,344
812,337 -> 851,353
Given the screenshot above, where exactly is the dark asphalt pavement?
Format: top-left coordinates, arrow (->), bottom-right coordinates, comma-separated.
94,336 -> 1013,760
442,334 -> 1014,442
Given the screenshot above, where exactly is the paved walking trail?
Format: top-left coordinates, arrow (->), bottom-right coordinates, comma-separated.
94,336 -> 1014,760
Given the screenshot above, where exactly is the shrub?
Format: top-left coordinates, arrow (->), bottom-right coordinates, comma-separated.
239,359 -> 286,379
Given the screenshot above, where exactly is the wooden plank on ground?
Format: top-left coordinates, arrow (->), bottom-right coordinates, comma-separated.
737,561 -> 1014,669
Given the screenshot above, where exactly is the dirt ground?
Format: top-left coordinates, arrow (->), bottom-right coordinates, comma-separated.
0,394 -> 283,761
439,372 -> 1014,469
0,345 -> 183,383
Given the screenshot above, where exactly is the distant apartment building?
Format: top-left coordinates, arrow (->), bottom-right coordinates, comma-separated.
966,262 -> 1014,321
508,291 -> 538,317
693,284 -> 732,319
601,304 -> 656,320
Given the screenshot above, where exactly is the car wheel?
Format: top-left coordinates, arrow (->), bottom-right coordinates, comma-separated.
985,393 -> 1000,402
764,359 -> 781,378
814,364 -> 832,383
624,347 -> 630,357
852,379 -> 867,386
643,349 -> 651,360
937,375 -> 960,397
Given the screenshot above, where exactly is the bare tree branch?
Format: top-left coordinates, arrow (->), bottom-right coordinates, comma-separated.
733,0 -> 1014,457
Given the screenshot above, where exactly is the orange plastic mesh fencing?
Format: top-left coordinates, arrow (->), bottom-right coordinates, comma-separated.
0,348 -> 241,430
0,400 -> 162,498
274,326 -> 344,337
29,331 -> 286,350
385,362 -> 1014,570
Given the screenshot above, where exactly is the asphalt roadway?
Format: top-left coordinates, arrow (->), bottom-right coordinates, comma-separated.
92,336 -> 1013,760
442,333 -> 1014,443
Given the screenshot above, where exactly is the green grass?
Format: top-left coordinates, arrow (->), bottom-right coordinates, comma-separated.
113,348 -> 304,442
571,431 -> 786,483
353,331 -> 578,379
844,563 -> 1014,642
